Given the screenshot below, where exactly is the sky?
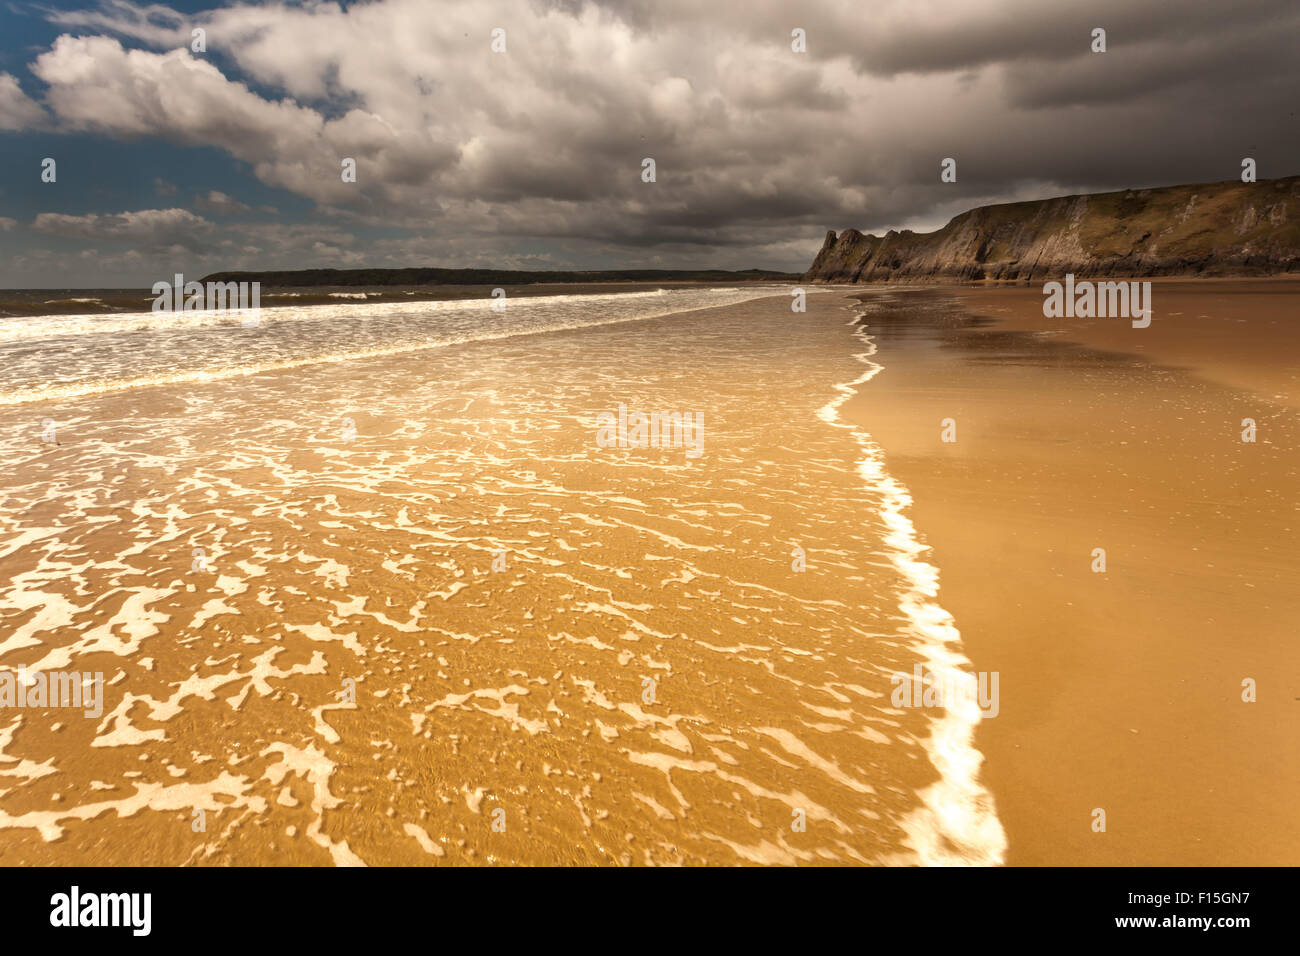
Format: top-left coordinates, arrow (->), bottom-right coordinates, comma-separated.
0,0 -> 1297,287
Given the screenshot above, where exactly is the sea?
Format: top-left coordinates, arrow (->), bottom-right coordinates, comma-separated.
0,285 -> 1004,865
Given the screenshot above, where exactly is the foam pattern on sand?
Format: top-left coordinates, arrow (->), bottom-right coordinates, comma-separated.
0,288 -> 1000,865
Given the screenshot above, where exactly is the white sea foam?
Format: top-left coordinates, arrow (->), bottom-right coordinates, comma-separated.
0,287 -> 711,344
817,297 -> 1008,866
0,286 -> 791,407
0,285 -> 979,865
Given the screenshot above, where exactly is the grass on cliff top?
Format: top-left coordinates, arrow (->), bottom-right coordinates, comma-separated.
952,176 -> 1300,259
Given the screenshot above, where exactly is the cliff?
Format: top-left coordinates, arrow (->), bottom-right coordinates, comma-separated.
804,176 -> 1300,283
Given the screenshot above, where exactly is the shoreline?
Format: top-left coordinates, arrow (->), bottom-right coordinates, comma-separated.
0,281 -> 792,319
0,289 -> 947,866
1,281 -> 1293,864
819,306 -> 1007,865
0,286 -> 798,408
843,281 -> 1300,864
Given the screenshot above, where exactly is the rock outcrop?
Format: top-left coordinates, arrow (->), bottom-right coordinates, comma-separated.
804,176 -> 1300,283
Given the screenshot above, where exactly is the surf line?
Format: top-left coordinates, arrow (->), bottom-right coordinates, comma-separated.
0,290 -> 781,408
816,294 -> 1007,866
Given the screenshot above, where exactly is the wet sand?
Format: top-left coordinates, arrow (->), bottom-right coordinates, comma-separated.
843,281 -> 1300,865
0,289 -> 1001,866
2,279 -> 1294,866
969,278 -> 1300,408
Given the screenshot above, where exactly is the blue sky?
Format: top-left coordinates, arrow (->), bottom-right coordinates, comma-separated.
1,0 -> 1297,287
0,6 -> 259,211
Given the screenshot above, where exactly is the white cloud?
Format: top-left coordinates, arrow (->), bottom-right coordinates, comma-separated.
9,0 -> 1299,279
46,0 -> 189,47
0,72 -> 47,130
194,190 -> 250,213
32,207 -> 212,245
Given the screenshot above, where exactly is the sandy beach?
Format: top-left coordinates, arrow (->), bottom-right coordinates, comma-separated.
0,280 -> 1294,866
0,287 -> 1007,866
841,280 -> 1300,865
4,0 -> 1300,924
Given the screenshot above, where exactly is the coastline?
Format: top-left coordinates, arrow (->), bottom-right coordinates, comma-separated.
2,280 -> 1294,865
842,280 -> 1300,864
0,288 -> 986,865
0,280 -> 797,319
817,309 -> 1007,866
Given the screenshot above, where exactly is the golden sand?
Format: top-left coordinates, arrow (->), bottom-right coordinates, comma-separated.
844,281 -> 1300,864
0,291 -> 998,865
1,281 -> 1292,866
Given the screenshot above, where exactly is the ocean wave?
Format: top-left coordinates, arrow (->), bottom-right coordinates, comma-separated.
0,287 -> 741,346
0,287 -> 787,406
818,297 -> 1008,866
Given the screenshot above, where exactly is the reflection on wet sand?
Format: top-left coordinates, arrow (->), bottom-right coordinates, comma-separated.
845,284 -> 1300,865
0,289 -> 1003,865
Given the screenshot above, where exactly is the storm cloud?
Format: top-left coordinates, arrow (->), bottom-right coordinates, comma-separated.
4,0 -> 1299,285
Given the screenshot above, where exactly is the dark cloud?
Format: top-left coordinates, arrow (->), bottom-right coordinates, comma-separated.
3,0 -> 1297,285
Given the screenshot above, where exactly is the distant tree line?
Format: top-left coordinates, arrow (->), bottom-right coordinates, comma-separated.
199,267 -> 802,287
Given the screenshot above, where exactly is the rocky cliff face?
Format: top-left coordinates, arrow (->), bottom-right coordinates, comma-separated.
804,176 -> 1300,283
